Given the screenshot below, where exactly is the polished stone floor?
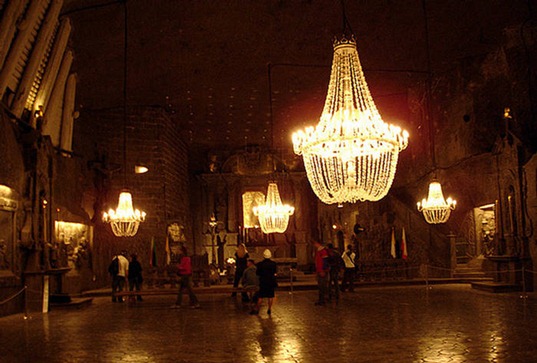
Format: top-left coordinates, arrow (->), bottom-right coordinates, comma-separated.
1,284 -> 537,362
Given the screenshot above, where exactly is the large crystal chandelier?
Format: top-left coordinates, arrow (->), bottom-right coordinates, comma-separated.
253,182 -> 294,233
292,36 -> 409,204
103,191 -> 146,237
102,1 -> 145,237
417,182 -> 456,224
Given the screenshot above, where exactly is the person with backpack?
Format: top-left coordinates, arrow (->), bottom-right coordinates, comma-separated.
341,244 -> 356,292
109,251 -> 129,302
326,244 -> 343,302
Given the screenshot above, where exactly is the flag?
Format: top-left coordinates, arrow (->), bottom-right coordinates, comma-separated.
401,227 -> 408,260
149,237 -> 158,268
390,227 -> 396,258
165,234 -> 171,265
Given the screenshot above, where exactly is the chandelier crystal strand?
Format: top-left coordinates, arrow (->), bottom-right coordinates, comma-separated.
253,182 -> 295,234
103,191 -> 146,237
416,182 -> 456,224
293,36 -> 408,204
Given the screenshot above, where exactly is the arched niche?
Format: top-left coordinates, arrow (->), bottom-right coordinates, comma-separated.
0,184 -> 19,274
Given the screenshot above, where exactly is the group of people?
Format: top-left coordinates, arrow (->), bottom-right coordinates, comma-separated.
109,251 -> 143,303
314,241 -> 357,306
108,244 -> 278,314
109,241 -> 357,311
232,244 -> 277,315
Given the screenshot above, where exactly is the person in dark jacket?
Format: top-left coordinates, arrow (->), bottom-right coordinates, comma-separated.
128,254 -> 143,301
253,249 -> 277,315
232,243 -> 249,302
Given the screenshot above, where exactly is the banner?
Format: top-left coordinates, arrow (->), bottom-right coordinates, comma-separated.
390,227 -> 396,259
402,227 -> 408,260
149,237 -> 157,268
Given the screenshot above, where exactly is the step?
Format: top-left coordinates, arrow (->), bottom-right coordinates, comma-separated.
471,282 -> 521,293
452,272 -> 488,279
50,297 -> 93,310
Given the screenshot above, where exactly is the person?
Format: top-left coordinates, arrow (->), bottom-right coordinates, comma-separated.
171,246 -> 200,309
254,249 -> 277,315
110,251 -> 129,302
128,253 -> 143,301
326,243 -> 342,302
341,244 -> 356,292
232,243 -> 250,302
313,241 -> 329,306
241,259 -> 259,314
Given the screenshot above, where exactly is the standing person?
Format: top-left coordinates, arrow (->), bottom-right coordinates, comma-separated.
341,244 -> 356,292
242,259 -> 259,314
171,246 -> 200,309
109,251 -> 129,302
232,243 -> 250,302
128,253 -> 143,301
313,241 -> 329,306
327,243 -> 342,302
254,249 -> 277,315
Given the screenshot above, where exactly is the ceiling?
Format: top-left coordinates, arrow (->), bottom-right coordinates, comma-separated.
62,0 -> 530,167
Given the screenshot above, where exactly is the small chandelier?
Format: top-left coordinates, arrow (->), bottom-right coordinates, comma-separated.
292,36 -> 408,204
103,191 -> 146,237
253,182 -> 294,233
417,181 -> 456,224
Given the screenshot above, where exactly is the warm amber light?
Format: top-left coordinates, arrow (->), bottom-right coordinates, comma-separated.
417,182 -> 456,224
103,191 -> 146,237
292,36 -> 408,204
134,165 -> 149,174
253,183 -> 294,234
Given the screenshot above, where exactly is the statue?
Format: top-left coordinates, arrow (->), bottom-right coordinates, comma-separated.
216,222 -> 227,272
0,239 -> 8,270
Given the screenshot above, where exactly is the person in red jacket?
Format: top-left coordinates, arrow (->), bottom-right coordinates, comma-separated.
171,246 -> 200,309
313,241 -> 329,306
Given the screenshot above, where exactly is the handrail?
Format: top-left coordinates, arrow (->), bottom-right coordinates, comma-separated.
0,285 -> 28,319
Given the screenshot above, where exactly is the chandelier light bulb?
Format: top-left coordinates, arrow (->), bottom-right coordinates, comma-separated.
292,36 -> 408,204
417,181 -> 456,224
103,191 -> 146,237
253,182 -> 294,234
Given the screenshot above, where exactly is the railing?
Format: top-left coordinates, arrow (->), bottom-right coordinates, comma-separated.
357,260 -> 415,281
0,286 -> 28,319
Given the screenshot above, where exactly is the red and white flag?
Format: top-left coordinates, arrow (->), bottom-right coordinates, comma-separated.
165,234 -> 171,265
401,227 -> 408,260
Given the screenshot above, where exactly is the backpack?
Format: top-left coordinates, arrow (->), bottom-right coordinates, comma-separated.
327,249 -> 344,270
108,257 -> 119,276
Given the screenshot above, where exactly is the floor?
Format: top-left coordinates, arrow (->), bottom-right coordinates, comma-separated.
1,284 -> 537,362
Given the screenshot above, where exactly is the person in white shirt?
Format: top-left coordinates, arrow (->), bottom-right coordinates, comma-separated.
341,245 -> 356,292
110,251 -> 129,302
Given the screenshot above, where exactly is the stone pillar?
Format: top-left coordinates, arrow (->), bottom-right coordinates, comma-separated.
12,0 -> 63,118
0,0 -> 47,99
42,50 -> 73,145
34,19 -> 71,123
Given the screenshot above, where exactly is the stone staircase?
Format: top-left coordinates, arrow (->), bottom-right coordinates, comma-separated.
452,258 -> 493,283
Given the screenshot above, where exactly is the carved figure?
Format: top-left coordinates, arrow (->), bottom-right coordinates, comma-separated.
216,223 -> 227,271
0,239 -> 8,270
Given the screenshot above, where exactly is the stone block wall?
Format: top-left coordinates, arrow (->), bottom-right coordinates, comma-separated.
76,106 -> 190,288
